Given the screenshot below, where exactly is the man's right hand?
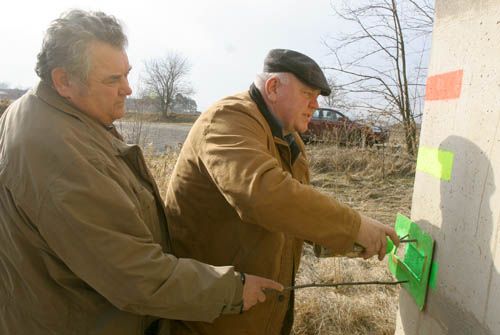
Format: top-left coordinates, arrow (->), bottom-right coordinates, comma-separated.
242,274 -> 283,311
355,213 -> 399,260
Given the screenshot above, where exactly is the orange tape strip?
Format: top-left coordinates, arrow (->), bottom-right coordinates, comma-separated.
425,70 -> 463,101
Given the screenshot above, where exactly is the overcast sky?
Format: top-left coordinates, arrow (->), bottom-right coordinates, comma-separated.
0,0 -> 346,111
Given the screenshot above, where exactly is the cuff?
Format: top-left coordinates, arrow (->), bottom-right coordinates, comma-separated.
220,271 -> 244,315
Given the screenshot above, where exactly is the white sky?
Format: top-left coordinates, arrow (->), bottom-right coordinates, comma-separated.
0,0 -> 343,111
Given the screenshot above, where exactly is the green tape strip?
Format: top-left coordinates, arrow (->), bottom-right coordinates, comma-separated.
416,146 -> 455,181
429,261 -> 439,290
388,214 -> 435,310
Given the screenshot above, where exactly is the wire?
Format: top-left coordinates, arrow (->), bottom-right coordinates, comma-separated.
284,280 -> 408,291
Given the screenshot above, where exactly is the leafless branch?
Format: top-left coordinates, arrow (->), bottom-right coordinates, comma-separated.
142,51 -> 193,118
323,0 -> 434,156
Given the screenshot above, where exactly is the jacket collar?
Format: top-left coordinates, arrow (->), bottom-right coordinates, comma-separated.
34,80 -> 131,155
35,81 -> 95,126
248,83 -> 283,139
248,83 -> 300,164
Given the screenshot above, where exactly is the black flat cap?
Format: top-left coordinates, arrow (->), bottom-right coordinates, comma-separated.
263,49 -> 331,96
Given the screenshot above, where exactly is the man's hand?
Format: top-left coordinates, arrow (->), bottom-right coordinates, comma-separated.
355,213 -> 400,260
242,274 -> 283,311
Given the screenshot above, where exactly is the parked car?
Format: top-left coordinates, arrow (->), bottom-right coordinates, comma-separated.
301,108 -> 388,146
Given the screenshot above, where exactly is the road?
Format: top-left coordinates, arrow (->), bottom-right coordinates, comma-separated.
115,121 -> 192,154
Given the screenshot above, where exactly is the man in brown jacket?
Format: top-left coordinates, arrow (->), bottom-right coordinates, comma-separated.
165,49 -> 399,334
0,10 -> 282,335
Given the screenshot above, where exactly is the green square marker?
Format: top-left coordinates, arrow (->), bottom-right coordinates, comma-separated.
388,214 -> 435,310
416,146 -> 454,181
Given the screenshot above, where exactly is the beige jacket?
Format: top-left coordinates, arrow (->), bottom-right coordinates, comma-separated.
0,82 -> 243,335
166,88 -> 361,335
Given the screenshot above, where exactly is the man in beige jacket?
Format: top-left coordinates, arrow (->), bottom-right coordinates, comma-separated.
165,49 -> 399,334
0,10 -> 282,335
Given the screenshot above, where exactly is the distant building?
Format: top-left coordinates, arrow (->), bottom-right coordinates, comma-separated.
171,93 -> 198,114
125,94 -> 200,114
125,97 -> 158,113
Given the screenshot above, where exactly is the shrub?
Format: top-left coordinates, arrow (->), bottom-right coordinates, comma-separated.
0,99 -> 11,117
307,144 -> 416,179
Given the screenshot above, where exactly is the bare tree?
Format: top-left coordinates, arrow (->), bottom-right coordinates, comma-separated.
324,0 -> 434,156
142,52 -> 194,118
321,76 -> 350,111
116,78 -> 154,152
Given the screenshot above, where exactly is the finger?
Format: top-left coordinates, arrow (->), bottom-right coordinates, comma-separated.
378,246 -> 385,260
362,247 -> 372,259
373,238 -> 380,260
243,299 -> 252,311
379,236 -> 387,260
386,227 -> 400,247
246,297 -> 258,310
369,241 -> 379,259
257,290 -> 266,303
261,279 -> 284,292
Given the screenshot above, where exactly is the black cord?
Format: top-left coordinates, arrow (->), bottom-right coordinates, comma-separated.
284,280 -> 408,291
239,272 -> 246,314
240,272 -> 246,285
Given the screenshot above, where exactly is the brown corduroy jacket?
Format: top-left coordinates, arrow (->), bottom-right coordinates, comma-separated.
0,82 -> 244,335
166,89 -> 361,335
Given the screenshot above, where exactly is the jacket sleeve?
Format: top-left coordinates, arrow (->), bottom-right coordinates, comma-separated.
36,157 -> 243,322
198,107 -> 361,253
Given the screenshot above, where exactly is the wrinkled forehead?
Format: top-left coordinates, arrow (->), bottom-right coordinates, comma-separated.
87,41 -> 130,75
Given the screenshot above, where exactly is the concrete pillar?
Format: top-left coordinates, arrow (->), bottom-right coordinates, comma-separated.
395,1 -> 500,334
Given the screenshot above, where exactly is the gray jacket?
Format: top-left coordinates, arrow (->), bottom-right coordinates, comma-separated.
0,81 -> 243,335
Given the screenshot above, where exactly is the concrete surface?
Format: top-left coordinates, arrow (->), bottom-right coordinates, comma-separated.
396,1 -> 500,334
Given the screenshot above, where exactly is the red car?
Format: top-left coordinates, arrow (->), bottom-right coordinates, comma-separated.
301,108 -> 388,146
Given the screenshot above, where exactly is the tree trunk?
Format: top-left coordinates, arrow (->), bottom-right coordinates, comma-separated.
403,118 -> 417,157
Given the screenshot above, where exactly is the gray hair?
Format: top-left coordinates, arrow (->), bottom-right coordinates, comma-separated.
253,72 -> 290,91
35,9 -> 128,84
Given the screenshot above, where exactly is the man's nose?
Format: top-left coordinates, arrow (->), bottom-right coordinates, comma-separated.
120,78 -> 132,96
309,97 -> 319,109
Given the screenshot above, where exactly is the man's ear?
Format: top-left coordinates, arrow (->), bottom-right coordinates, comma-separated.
265,77 -> 279,103
51,68 -> 74,98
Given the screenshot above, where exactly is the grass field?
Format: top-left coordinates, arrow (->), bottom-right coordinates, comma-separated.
122,111 -> 200,124
292,145 -> 415,334
145,143 -> 416,334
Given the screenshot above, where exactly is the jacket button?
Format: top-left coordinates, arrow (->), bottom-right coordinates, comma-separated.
278,294 -> 285,302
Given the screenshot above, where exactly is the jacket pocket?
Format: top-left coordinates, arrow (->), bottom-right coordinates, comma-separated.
132,185 -> 161,243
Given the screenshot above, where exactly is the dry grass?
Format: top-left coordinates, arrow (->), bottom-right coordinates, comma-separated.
0,99 -> 11,117
293,250 -> 400,335
145,149 -> 180,200
291,145 -> 415,335
145,143 -> 416,335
